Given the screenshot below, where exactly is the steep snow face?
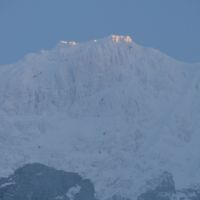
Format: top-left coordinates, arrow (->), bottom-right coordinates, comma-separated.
0,35 -> 200,200
0,35 -> 193,114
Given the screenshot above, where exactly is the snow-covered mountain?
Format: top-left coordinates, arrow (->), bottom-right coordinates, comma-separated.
0,35 -> 200,200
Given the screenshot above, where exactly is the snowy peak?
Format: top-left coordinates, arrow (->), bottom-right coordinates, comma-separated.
92,34 -> 133,46
0,35 -> 200,200
59,40 -> 78,46
110,35 -> 133,43
0,35 -> 193,115
57,35 -> 133,49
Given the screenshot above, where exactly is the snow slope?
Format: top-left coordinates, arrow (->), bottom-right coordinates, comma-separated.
0,35 -> 200,199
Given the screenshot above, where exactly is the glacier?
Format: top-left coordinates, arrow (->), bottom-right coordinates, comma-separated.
0,35 -> 200,200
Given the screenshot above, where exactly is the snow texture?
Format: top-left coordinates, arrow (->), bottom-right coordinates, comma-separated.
0,35 -> 200,200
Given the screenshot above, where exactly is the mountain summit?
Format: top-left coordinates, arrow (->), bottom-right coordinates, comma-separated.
0,36 -> 200,200
0,34 -> 187,114
59,35 -> 133,46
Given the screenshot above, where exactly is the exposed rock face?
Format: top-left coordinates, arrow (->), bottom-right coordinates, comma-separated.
0,164 -> 200,200
0,163 -> 96,200
137,172 -> 200,200
107,194 -> 131,200
137,172 -> 176,200
176,188 -> 200,200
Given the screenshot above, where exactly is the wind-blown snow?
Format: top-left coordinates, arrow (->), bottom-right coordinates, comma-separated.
0,35 -> 200,199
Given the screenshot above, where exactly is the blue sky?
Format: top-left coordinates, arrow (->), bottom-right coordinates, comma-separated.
0,0 -> 200,64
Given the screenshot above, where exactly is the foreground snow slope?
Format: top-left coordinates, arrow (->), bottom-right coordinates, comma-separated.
0,35 -> 200,199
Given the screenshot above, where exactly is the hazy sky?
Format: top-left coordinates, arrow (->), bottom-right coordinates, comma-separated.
0,0 -> 200,64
